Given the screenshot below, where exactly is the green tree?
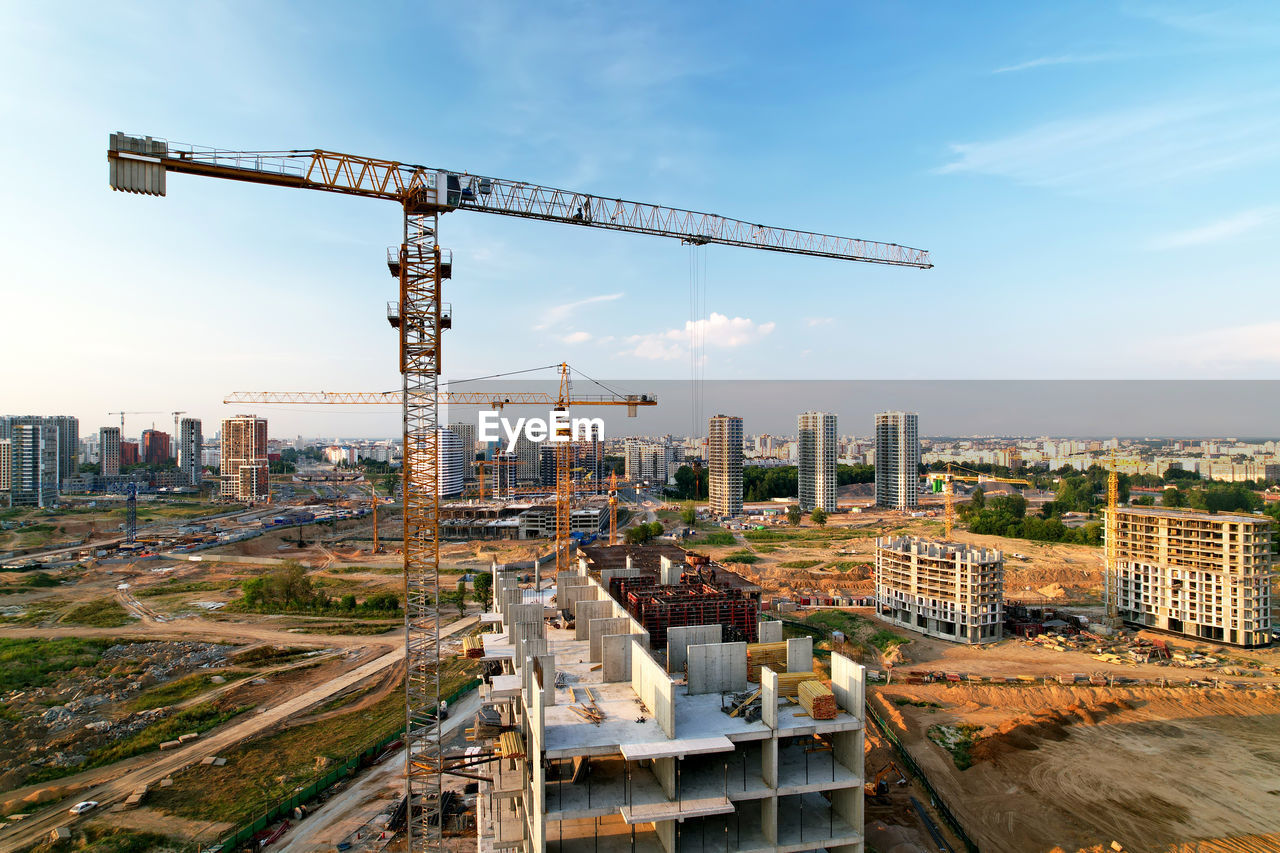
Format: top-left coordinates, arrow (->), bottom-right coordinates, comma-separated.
970,487 -> 985,510
340,593 -> 357,611
473,571 -> 492,609
810,507 -> 828,527
1131,495 -> 1154,506
1162,487 -> 1186,508
680,503 -> 697,525
786,505 -> 802,525
382,473 -> 398,497
456,578 -> 467,617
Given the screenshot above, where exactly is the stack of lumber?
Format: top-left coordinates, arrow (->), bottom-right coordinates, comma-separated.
747,641 -> 788,681
463,636 -> 486,659
498,730 -> 526,759
798,680 -> 837,720
775,671 -> 819,697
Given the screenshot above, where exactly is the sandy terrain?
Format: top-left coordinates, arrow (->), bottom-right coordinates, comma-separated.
872,681 -> 1280,853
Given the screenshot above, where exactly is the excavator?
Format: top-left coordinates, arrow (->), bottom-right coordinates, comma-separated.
865,761 -> 907,802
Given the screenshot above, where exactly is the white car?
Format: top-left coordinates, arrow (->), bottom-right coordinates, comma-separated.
69,801 -> 98,815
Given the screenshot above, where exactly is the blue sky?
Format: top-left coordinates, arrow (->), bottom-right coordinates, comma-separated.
2,2 -> 1278,438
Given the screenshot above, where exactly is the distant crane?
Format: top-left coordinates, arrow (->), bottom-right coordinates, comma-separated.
109,131 -> 931,851
1105,454 -> 1120,622
938,463 -> 1032,539
108,410 -> 162,437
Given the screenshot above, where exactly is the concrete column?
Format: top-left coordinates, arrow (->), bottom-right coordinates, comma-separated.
761,667 -> 779,730
761,794 -> 778,844
761,734 -> 778,789
655,818 -> 675,853
786,636 -> 812,672
655,756 -> 676,799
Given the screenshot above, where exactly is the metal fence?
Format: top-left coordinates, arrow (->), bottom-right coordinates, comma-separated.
866,703 -> 980,853
213,677 -> 481,852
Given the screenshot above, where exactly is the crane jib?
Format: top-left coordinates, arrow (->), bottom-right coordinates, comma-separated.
107,133 -> 932,268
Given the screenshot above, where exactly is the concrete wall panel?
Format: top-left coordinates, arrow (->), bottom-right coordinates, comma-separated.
786,636 -> 813,672
575,599 -> 612,640
757,620 -> 783,643
666,624 -> 721,673
602,632 -> 638,682
686,641 -> 747,695
589,616 -> 631,663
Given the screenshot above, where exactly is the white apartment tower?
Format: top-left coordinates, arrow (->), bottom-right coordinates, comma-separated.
437,427 -> 464,497
798,411 -> 837,512
875,535 -> 1004,644
178,418 -> 203,486
448,421 -> 478,478
708,414 -> 743,517
99,426 -> 122,476
875,411 -> 919,510
220,415 -> 269,502
1110,507 -> 1273,647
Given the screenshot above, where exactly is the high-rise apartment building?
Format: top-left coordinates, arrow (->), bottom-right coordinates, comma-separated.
625,438 -> 676,486
1110,507 -> 1273,647
708,414 -> 743,517
876,535 -> 1004,643
0,440 -> 10,503
798,411 -> 837,512
8,421 -> 59,507
875,411 -> 919,509
437,427 -> 465,497
221,415 -> 269,501
448,421 -> 478,469
141,429 -> 171,465
513,435 -> 539,483
121,441 -> 140,467
178,418 -> 203,486
100,427 -> 121,476
49,416 -> 78,484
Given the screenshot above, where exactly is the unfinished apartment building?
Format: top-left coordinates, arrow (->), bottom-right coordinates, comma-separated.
475,545 -> 867,852
1110,507 -> 1273,647
875,535 -> 1003,644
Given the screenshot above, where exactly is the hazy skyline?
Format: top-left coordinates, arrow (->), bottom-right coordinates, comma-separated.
4,3 -> 1280,436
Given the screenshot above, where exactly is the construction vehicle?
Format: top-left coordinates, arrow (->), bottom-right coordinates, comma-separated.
937,463 -> 1033,538
108,132 -> 930,851
865,761 -> 906,801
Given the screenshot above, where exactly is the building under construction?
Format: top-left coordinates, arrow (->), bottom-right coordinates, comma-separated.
875,535 -> 1004,644
1109,506 -> 1273,647
471,543 -> 868,852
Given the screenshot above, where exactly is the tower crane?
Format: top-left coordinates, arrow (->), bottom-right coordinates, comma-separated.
1105,454 -> 1120,622
936,463 -> 1033,539
108,132 -> 931,851
108,410 -> 162,437
608,472 -> 620,546
171,411 -> 186,463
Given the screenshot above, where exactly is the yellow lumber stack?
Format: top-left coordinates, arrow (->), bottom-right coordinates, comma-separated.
463,636 -> 485,659
775,671 -> 819,697
798,680 -> 837,720
498,730 -> 525,759
747,641 -> 788,681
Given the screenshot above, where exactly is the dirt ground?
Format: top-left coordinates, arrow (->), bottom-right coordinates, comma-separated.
871,679 -> 1280,853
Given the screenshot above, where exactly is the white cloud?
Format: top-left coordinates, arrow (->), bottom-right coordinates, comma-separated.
1148,207 -> 1278,249
625,313 -> 776,360
534,293 -> 623,330
562,331 -> 592,344
806,317 -> 835,327
993,54 -> 1115,74
936,93 -> 1280,192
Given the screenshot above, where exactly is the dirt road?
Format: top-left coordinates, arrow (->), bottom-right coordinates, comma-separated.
0,616 -> 478,853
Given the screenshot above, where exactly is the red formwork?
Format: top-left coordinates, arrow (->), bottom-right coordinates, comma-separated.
626,583 -> 759,649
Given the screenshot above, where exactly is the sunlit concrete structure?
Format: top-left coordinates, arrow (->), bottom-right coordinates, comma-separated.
875,535 -> 1003,644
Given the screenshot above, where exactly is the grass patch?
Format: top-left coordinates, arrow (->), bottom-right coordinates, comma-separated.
229,645 -> 309,667
149,656 -> 479,824
30,826 -> 180,853
927,723 -> 983,770
136,580 -> 228,597
894,697 -> 941,708
0,637 -> 112,691
804,610 -> 868,635
744,528 -> 849,543
0,572 -> 62,595
689,531 -> 736,546
721,550 -> 759,564
868,629 -> 909,652
128,670 -> 253,711
61,598 -> 134,627
777,559 -> 822,569
293,622 -> 400,636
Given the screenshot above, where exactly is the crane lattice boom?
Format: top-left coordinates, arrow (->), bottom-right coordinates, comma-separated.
109,134 -> 932,268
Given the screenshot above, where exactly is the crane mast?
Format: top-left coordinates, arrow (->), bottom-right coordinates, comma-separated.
108,131 -> 931,852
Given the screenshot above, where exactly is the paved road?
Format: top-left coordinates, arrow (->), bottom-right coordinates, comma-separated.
274,690 -> 483,853
0,616 -> 479,853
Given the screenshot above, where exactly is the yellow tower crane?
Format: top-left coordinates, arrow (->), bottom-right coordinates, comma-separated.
608,472 -> 620,546
112,132 -> 931,850
1105,454 -> 1120,622
940,463 -> 1033,539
